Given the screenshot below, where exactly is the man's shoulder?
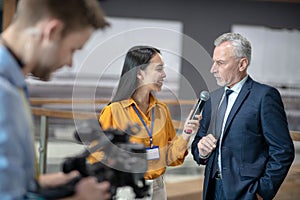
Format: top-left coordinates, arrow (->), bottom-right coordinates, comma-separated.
209,87 -> 224,100
250,79 -> 279,93
0,75 -> 17,93
0,76 -> 20,104
210,87 -> 223,94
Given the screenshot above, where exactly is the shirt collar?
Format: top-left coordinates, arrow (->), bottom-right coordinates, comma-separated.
225,75 -> 248,94
120,93 -> 158,110
0,45 -> 27,88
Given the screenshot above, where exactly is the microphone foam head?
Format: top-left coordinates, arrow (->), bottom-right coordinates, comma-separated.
200,90 -> 210,101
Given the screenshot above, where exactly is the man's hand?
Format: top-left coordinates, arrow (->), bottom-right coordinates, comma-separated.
72,178 -> 111,200
38,171 -> 80,188
197,134 -> 217,157
39,171 -> 111,200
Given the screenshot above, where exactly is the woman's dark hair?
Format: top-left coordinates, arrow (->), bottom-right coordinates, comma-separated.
111,46 -> 161,102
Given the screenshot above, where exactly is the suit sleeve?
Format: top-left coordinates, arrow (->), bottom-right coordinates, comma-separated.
258,87 -> 295,199
192,99 -> 212,165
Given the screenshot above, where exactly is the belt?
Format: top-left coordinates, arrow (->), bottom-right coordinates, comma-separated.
214,171 -> 222,179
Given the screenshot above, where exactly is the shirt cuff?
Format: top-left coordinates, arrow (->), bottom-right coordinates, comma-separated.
199,153 -> 210,159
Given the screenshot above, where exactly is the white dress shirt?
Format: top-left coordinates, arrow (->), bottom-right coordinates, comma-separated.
218,75 -> 248,174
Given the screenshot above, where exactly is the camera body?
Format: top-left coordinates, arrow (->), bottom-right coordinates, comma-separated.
64,126 -> 149,198
67,121 -> 149,198
38,120 -> 149,199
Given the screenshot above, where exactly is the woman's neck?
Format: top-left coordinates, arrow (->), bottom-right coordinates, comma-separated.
132,88 -> 150,114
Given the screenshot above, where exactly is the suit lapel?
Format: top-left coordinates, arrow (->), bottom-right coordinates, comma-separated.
223,77 -> 253,135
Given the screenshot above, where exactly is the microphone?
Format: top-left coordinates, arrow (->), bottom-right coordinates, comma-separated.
184,90 -> 210,134
190,90 -> 210,120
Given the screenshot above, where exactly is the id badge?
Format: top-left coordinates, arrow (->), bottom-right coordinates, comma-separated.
146,146 -> 160,160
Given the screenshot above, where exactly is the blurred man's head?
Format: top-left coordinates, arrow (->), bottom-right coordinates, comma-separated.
3,0 -> 108,80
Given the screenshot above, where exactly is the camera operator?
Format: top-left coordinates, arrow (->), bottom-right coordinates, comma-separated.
0,0 -> 110,199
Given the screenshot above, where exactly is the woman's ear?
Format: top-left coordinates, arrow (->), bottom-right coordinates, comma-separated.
137,69 -> 144,80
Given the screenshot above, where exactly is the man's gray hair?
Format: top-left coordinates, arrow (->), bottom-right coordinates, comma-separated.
214,33 -> 252,65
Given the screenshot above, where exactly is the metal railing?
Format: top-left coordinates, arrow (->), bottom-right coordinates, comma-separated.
30,98 -> 300,174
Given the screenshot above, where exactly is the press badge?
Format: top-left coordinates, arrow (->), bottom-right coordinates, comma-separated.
146,146 -> 160,160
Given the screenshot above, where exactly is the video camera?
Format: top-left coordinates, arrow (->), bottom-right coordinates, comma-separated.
38,119 -> 149,199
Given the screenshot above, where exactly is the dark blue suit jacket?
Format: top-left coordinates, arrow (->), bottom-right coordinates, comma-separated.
192,76 -> 295,200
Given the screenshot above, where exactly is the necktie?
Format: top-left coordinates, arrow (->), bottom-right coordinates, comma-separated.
215,89 -> 233,139
212,89 -> 233,178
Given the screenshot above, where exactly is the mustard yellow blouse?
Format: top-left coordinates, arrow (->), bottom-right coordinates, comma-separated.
89,95 -> 188,180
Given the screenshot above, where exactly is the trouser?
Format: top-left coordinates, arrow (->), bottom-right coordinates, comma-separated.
148,175 -> 167,200
207,172 -> 225,200
115,175 -> 166,200
213,177 -> 225,200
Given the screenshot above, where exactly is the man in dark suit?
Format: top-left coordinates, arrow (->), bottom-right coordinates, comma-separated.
191,33 -> 295,200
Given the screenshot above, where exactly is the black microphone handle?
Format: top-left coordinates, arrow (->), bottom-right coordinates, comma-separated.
190,100 -> 205,120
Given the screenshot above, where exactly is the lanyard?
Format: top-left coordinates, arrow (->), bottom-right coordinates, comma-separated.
133,105 -> 155,148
